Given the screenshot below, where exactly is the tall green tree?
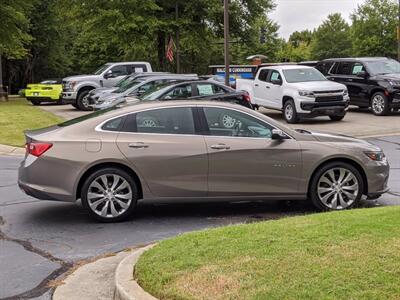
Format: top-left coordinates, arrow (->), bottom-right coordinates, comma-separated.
289,30 -> 313,47
351,0 -> 397,58
311,13 -> 352,60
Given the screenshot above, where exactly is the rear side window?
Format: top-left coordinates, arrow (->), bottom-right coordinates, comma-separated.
335,62 -> 353,75
351,63 -> 365,75
135,107 -> 195,135
162,84 -> 192,99
316,62 -> 334,75
258,69 -> 269,81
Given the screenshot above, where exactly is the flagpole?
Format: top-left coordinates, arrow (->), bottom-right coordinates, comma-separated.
224,0 -> 230,86
175,2 -> 180,73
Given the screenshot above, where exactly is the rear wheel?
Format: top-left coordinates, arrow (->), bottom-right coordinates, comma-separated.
329,115 -> 345,121
309,162 -> 363,211
371,92 -> 390,116
81,168 -> 139,222
77,90 -> 92,111
31,99 -> 41,106
283,99 -> 299,123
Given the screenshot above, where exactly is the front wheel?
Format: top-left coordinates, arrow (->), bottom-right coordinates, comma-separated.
329,115 -> 345,121
309,162 -> 363,211
77,90 -> 92,111
371,92 -> 390,116
283,99 -> 299,123
31,99 -> 41,106
81,168 -> 139,222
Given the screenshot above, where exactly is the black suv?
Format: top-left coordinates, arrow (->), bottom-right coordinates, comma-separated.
316,57 -> 400,115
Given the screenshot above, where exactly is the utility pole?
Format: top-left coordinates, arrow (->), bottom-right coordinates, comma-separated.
175,2 -> 180,73
224,0 -> 230,86
398,0 -> 400,61
0,53 -> 4,101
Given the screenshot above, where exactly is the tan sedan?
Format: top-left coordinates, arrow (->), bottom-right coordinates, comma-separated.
18,101 -> 389,222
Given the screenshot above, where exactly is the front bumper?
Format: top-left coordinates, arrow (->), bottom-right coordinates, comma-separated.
390,91 -> 400,108
365,159 -> 390,198
298,100 -> 349,117
62,91 -> 78,103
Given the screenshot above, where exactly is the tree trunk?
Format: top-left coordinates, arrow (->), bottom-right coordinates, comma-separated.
157,31 -> 166,71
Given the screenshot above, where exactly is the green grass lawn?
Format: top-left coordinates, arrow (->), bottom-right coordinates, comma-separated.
135,206 -> 400,300
0,98 -> 63,147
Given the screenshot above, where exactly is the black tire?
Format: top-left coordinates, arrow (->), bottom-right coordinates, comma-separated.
71,103 -> 79,109
81,167 -> 139,222
371,92 -> 390,116
283,99 -> 299,124
329,115 -> 345,121
31,99 -> 41,106
77,90 -> 92,111
309,161 -> 363,211
56,98 -> 64,105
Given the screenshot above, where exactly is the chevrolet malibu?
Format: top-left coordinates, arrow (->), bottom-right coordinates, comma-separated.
18,101 -> 389,222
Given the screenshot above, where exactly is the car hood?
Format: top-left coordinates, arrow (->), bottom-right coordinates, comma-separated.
290,81 -> 345,91
372,73 -> 400,81
300,130 -> 381,151
63,75 -> 99,82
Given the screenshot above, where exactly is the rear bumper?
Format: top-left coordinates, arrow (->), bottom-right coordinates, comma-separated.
26,91 -> 61,100
18,180 -> 74,202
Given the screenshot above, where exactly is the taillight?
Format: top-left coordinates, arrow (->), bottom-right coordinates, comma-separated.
26,142 -> 53,157
242,92 -> 251,103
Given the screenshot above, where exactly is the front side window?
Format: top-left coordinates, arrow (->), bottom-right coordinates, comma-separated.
282,68 -> 326,83
268,70 -> 282,82
162,84 -> 192,99
110,65 -> 129,76
93,63 -> 112,75
203,107 -> 273,138
135,107 -> 195,135
352,63 -> 365,75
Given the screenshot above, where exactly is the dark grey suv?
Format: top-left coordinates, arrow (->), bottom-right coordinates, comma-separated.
316,57 -> 400,115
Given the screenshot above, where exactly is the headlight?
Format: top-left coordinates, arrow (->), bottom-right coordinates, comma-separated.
343,89 -> 349,96
364,151 -> 386,161
64,81 -> 76,91
387,80 -> 400,87
299,90 -> 315,97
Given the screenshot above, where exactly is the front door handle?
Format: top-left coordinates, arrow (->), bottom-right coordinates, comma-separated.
255,83 -> 259,87
128,142 -> 149,149
210,143 -> 230,150
266,86 -> 270,89
347,78 -> 353,82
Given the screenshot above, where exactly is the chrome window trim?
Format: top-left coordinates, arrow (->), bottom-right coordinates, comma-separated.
94,104 -> 295,140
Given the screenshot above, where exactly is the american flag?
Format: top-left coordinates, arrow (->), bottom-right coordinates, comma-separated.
166,36 -> 175,63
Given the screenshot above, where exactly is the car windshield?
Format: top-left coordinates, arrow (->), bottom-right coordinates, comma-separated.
93,63 -> 112,75
283,68 -> 327,83
58,106 -> 120,127
365,59 -> 400,75
113,78 -> 146,93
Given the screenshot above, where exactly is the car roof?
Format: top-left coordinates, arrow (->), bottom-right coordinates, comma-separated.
320,57 -> 390,63
108,61 -> 151,65
260,65 -> 313,70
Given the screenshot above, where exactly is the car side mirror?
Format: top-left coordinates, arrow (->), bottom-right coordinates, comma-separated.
356,71 -> 368,78
104,70 -> 117,79
271,129 -> 286,140
271,79 -> 282,85
136,87 -> 147,95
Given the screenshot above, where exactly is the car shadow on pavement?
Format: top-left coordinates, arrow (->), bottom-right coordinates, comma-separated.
24,198 -> 383,225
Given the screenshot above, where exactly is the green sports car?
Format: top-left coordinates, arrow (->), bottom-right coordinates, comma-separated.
25,79 -> 63,105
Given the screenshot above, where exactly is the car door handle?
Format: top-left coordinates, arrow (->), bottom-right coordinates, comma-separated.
347,78 -> 353,82
210,144 -> 230,150
266,86 -> 270,89
255,84 -> 259,87
128,142 -> 149,149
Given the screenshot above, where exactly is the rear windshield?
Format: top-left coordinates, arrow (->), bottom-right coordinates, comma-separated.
58,106 -> 120,127
283,68 -> 327,83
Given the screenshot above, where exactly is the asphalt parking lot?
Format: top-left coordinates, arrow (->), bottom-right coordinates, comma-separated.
1,104 -> 400,299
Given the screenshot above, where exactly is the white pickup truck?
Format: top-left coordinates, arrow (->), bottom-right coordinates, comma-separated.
236,65 -> 350,123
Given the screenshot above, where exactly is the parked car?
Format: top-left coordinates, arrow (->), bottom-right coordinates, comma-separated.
18,101 -> 389,222
236,65 -> 349,123
87,72 -> 171,107
92,74 -> 198,110
316,57 -> 400,116
62,62 -> 152,110
25,79 -> 63,105
136,80 -> 252,111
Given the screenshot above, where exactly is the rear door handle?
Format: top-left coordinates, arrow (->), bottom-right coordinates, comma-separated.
255,84 -> 259,87
266,86 -> 270,89
210,144 -> 230,150
128,142 -> 149,149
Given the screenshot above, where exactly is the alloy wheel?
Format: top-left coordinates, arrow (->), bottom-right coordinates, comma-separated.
317,167 -> 359,210
87,174 -> 133,218
372,95 -> 385,114
82,94 -> 90,109
285,104 -> 294,121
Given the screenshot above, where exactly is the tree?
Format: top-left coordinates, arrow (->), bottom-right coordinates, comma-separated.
310,13 -> 352,60
289,30 -> 313,47
351,0 -> 397,58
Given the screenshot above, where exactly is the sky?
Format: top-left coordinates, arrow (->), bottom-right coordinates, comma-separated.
270,0 -> 366,39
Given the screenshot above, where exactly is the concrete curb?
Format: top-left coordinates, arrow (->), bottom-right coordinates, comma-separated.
114,244 -> 158,300
0,144 -> 25,156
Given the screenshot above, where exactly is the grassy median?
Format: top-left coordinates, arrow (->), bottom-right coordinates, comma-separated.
135,206 -> 400,300
0,98 -> 63,147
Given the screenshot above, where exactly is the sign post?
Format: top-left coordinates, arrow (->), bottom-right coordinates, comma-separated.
224,0 -> 230,86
